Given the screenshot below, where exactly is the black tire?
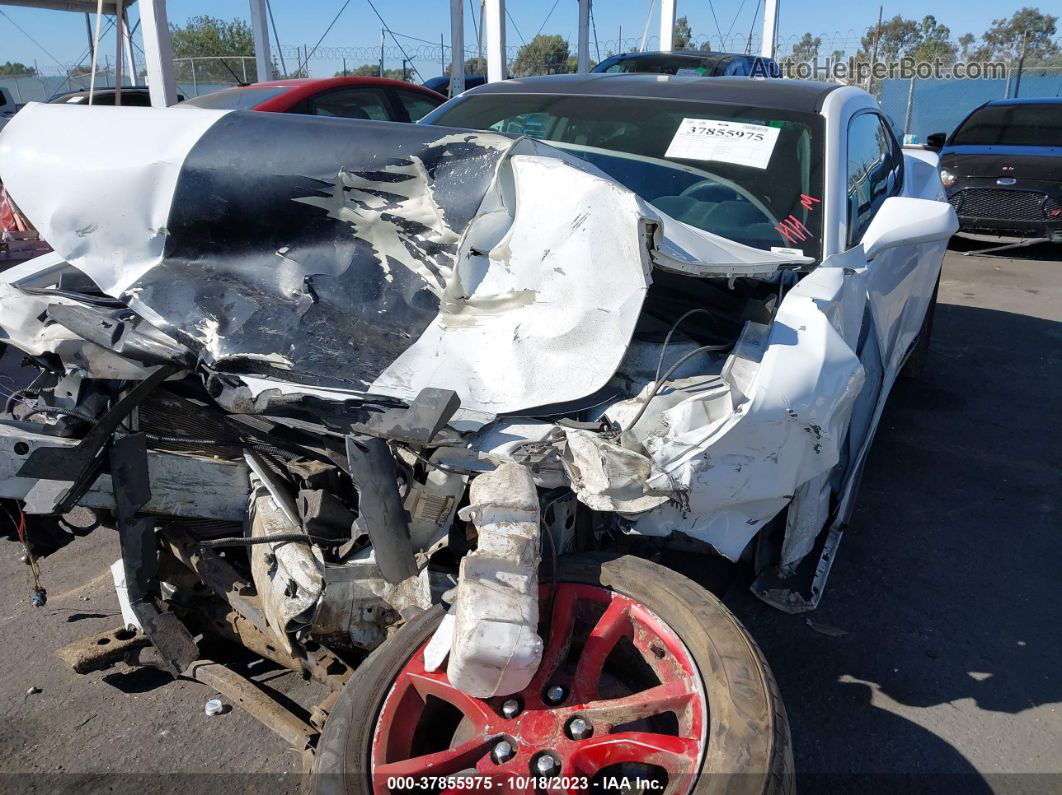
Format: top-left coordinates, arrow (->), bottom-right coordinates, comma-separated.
313,553 -> 793,795
901,277 -> 940,379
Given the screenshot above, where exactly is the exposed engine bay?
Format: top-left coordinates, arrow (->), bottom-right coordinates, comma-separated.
0,104 -> 870,702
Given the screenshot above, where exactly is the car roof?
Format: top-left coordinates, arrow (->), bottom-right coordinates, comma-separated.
604,50 -> 765,62
464,73 -> 842,113
245,76 -> 440,92
49,87 -> 152,100
423,74 -> 486,89
983,97 -> 1062,107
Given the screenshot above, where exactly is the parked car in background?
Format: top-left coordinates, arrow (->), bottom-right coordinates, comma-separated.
47,87 -> 185,106
929,98 -> 1062,242
178,77 -> 445,122
422,74 -> 487,97
592,50 -> 781,78
0,87 -> 17,133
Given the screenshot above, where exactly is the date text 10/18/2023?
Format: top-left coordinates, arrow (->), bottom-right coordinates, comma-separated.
386,775 -> 666,790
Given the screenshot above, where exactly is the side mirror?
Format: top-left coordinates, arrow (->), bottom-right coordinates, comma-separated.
925,132 -> 946,150
862,196 -> 958,261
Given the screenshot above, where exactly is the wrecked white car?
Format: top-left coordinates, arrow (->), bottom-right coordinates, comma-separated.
0,74 -> 956,793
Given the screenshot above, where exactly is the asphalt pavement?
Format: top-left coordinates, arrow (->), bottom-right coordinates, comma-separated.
0,242 -> 1059,793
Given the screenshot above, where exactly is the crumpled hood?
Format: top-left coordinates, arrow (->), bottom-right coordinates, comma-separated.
0,103 -> 806,419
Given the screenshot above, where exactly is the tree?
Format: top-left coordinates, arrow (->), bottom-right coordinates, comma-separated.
443,56 -> 488,75
979,7 -> 1059,63
908,16 -> 958,64
170,16 -> 258,82
0,61 -> 35,77
859,15 -> 921,64
674,16 -> 692,49
857,14 -> 957,65
511,34 -> 573,76
463,56 -> 487,74
785,32 -> 822,64
335,63 -> 407,80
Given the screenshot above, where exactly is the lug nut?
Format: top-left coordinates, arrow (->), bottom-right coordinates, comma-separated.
492,740 -> 515,764
533,753 -> 560,776
544,685 -> 567,705
501,698 -> 522,719
567,716 -> 593,740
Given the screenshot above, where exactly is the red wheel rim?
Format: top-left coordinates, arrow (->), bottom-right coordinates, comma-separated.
370,583 -> 708,794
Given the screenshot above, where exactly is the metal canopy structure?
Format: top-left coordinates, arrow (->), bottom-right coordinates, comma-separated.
466,0 -> 780,86
7,1 -> 781,107
0,0 -> 273,106
659,0 -> 676,52
0,0 -> 126,10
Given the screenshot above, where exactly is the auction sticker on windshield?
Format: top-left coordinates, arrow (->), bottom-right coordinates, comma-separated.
665,118 -> 781,169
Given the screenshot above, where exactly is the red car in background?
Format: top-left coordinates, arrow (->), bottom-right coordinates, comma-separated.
178,77 -> 446,122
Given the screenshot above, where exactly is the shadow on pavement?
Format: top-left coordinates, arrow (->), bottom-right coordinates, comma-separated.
947,235 -> 1062,261
727,301 -> 1060,788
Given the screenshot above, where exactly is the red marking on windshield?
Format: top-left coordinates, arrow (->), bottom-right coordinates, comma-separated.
775,215 -> 811,245
799,194 -> 822,211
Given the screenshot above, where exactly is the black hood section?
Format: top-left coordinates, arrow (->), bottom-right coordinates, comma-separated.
130,112 -> 508,391
940,148 -> 1062,182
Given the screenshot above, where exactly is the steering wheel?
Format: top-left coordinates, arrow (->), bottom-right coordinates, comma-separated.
677,177 -> 778,226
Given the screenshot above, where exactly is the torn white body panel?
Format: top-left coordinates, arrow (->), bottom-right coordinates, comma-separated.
0,103 -> 228,295
557,259 -> 868,561
562,429 -> 673,513
369,154 -> 654,413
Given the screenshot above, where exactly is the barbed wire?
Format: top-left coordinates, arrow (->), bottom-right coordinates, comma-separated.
4,31 -> 1060,82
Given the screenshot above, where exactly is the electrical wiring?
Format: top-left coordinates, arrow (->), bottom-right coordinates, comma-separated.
653,308 -> 729,383
302,0 -> 353,71
395,444 -> 480,476
199,533 -> 343,549
620,344 -> 730,435
535,0 -> 561,39
538,490 -> 571,648
364,0 -> 425,82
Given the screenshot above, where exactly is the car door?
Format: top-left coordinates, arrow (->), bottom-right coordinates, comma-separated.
846,110 -> 929,375
304,87 -> 392,121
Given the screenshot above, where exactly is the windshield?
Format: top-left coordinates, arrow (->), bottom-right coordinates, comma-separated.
951,103 -> 1062,147
423,93 -> 824,258
178,86 -> 291,110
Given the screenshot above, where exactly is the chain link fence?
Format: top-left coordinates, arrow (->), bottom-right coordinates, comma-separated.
0,57 -> 264,105
880,66 -> 1062,141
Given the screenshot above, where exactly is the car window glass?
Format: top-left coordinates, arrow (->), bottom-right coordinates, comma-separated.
950,103 -> 1062,147
430,94 -> 825,260
119,93 -> 153,107
394,90 -> 441,121
310,88 -> 389,120
488,111 -> 552,138
723,59 -> 749,76
178,86 -> 290,109
846,113 -> 902,247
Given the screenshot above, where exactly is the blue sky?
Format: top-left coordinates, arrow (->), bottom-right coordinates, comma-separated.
0,0 -> 1031,79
